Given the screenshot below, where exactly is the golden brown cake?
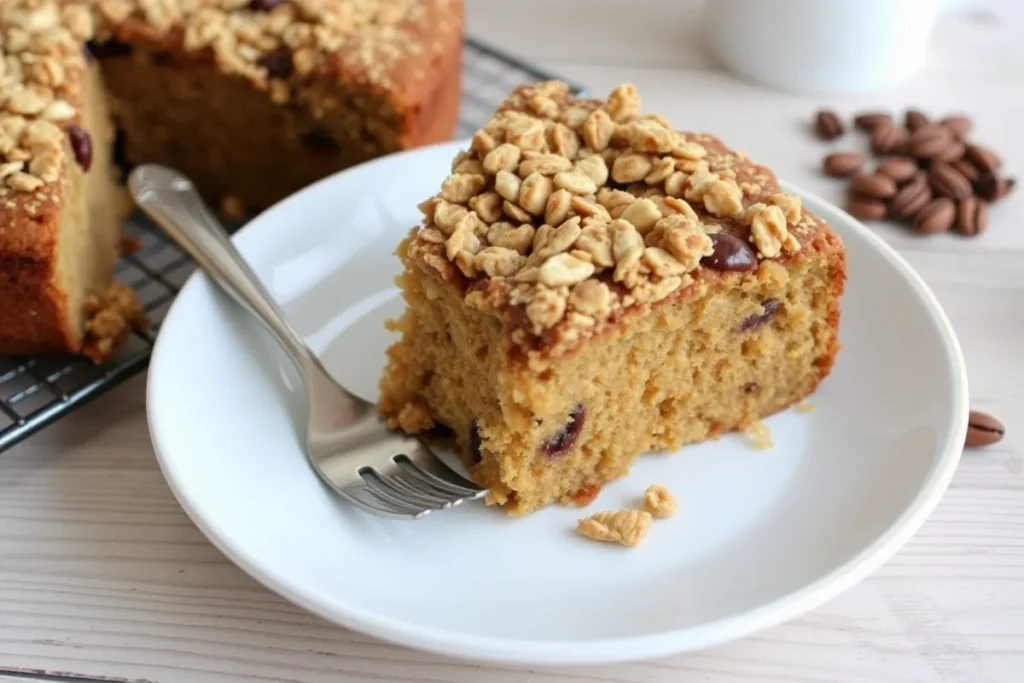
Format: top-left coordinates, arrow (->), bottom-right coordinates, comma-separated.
379,81 -> 847,515
91,0 -> 464,211
0,0 -> 463,358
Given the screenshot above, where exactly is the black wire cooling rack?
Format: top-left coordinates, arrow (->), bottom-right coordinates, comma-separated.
0,37 -> 581,453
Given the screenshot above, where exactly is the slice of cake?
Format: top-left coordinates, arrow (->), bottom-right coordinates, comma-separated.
0,1 -> 138,359
379,81 -> 846,515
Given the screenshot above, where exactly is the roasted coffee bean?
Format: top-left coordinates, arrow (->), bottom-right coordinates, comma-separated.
956,196 -> 990,236
814,109 -> 845,140
847,196 -> 888,220
870,124 -> 907,154
854,111 -> 893,132
965,143 -> 1002,175
929,163 -> 973,200
906,126 -> 953,161
849,172 -> 897,199
822,151 -> 865,177
914,197 -> 956,234
905,109 -> 930,132
67,125 -> 92,170
259,46 -> 293,78
951,158 -> 981,183
934,141 -> 966,164
701,233 -> 758,272
966,410 -> 1005,448
876,156 -> 919,184
941,115 -> 973,138
889,174 -> 932,219
976,173 -> 1017,202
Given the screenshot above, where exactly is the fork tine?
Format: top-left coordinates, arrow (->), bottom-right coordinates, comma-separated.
337,486 -> 431,520
401,447 -> 487,495
381,470 -> 459,508
361,469 -> 445,511
395,454 -> 485,498
388,469 -> 466,507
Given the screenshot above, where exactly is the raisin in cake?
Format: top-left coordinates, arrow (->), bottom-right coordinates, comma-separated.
379,81 -> 846,515
0,0 -> 462,358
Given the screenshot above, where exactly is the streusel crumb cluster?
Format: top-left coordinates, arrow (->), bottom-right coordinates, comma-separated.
0,1 -> 93,199
408,81 -> 804,353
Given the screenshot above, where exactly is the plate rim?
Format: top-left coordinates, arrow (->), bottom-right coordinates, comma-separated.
146,139 -> 969,665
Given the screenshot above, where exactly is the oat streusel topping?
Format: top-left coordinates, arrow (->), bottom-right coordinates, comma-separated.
577,508 -> 652,548
406,81 -> 805,354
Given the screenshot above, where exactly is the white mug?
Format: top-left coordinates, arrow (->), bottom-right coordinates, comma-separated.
702,0 -> 943,94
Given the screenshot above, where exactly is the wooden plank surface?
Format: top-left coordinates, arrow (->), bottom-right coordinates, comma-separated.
2,1 -> 1023,681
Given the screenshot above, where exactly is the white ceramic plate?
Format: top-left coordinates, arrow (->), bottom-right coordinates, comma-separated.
147,140 -> 968,666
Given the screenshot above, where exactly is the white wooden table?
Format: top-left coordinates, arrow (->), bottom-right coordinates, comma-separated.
2,1 -> 1023,681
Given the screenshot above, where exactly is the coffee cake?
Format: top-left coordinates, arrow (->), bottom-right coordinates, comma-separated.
379,81 -> 846,515
0,0 -> 462,358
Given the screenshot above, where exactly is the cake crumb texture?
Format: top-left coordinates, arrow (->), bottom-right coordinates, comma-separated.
643,484 -> 677,519
744,421 -> 774,450
380,81 -> 845,514
577,509 -> 652,547
81,281 -> 146,363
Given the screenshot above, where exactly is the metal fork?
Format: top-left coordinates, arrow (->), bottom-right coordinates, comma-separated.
129,164 -> 487,520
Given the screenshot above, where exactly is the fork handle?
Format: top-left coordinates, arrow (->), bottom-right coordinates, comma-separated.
129,164 -> 317,375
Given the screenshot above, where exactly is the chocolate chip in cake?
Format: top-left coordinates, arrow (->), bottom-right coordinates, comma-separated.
814,110 -> 845,140
542,405 -> 585,458
259,46 -> 293,79
737,299 -> 781,333
429,422 -> 455,438
854,111 -> 894,132
966,410 -> 1004,448
956,196 -> 990,236
67,125 -> 92,170
248,0 -> 283,10
700,233 -> 758,272
300,127 -> 341,153
468,420 -> 482,464
822,151 -> 865,177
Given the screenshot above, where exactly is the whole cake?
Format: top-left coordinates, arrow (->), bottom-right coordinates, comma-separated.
0,0 -> 462,358
379,81 -> 847,515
